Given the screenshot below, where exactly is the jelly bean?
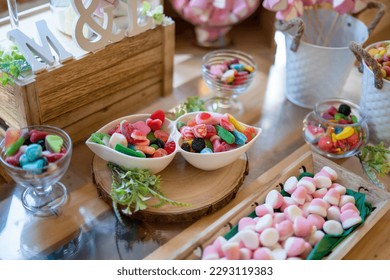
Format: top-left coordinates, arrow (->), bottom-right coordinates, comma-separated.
230,63 -> 244,71
45,135 -> 64,153
215,125 -> 235,144
232,129 -> 247,145
25,144 -> 42,162
221,69 -> 236,83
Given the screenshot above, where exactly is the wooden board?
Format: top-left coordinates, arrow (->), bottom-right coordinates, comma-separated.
92,153 -> 249,223
145,145 -> 390,260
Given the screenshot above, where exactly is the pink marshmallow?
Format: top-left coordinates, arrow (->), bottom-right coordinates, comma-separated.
255,214 -> 273,233
308,230 -> 325,246
265,189 -> 284,209
284,205 -> 304,221
231,230 -> 260,250
283,176 -> 298,194
233,0 -> 249,18
222,242 -> 241,260
293,217 -> 313,237
260,228 -> 280,247
297,177 -> 316,194
323,188 -> 341,206
255,204 -> 274,217
339,195 -> 356,207
320,166 -> 338,181
271,248 -> 287,260
300,202 -> 311,217
291,186 -> 308,205
333,0 -> 354,14
212,236 -> 227,257
238,217 -> 256,231
312,188 -> 328,199
283,237 -> 306,257
314,171 -> 332,188
341,202 -> 359,213
276,4 -> 298,21
299,242 -> 313,259
273,212 -> 288,224
189,0 -> 210,15
305,194 -> 313,202
246,0 -> 259,9
353,0 -> 368,13
280,196 -> 297,211
340,209 -> 362,229
171,0 -> 188,11
323,220 -> 343,235
209,7 -> 230,26
202,244 -> 220,260
253,247 -> 273,260
275,220 -> 294,241
262,0 -> 288,12
240,248 -> 253,260
307,214 -> 325,230
308,198 -> 330,217
330,183 -> 346,195
327,206 -> 341,222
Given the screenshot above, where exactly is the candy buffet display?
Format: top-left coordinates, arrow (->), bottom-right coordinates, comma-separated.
303,98 -> 368,158
366,41 -> 390,81
201,166 -> 372,260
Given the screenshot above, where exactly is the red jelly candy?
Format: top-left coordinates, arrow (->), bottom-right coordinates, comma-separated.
318,137 -> 333,152
205,125 -> 216,138
120,121 -> 135,142
5,150 -> 23,166
187,118 -> 197,127
153,148 -> 168,158
30,130 -> 48,143
150,109 -> 165,123
346,133 -> 359,148
243,127 -> 256,142
146,118 -> 163,131
108,124 -> 121,136
154,130 -> 169,143
44,152 -> 65,163
164,141 -> 176,154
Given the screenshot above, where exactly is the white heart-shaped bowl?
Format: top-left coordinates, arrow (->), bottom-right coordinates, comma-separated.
85,114 -> 178,174
176,112 -> 262,171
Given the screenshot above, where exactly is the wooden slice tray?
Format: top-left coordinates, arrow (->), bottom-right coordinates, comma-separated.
92,153 -> 248,223
145,145 -> 390,260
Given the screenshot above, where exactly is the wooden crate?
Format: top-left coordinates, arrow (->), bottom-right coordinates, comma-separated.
145,145 -> 390,260
0,23 -> 175,143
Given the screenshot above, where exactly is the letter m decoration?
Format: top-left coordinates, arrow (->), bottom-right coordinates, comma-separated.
7,20 -> 74,74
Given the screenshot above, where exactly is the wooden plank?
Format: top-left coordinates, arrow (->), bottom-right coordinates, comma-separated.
34,27 -> 164,92
23,83 -> 42,125
44,67 -> 163,129
0,85 -> 19,129
162,23 -> 175,96
38,46 -> 163,122
63,82 -> 162,143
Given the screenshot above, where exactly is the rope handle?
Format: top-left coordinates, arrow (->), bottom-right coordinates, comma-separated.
274,18 -> 304,52
349,41 -> 383,89
353,1 -> 386,35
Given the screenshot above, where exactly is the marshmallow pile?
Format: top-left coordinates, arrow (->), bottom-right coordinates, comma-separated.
262,0 -> 369,21
201,166 -> 363,260
171,0 -> 260,43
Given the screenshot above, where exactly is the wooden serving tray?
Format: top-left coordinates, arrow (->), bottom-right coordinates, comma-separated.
145,145 -> 390,260
92,153 -> 248,223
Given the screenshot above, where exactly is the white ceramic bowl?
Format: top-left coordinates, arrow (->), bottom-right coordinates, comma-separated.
85,114 -> 178,174
176,112 -> 262,171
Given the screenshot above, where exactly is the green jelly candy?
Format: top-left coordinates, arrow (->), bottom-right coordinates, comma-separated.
5,136 -> 25,156
215,125 -> 235,144
150,144 -> 159,150
45,135 -> 64,153
205,139 -> 213,150
147,132 -> 156,141
351,115 -> 358,123
176,121 -> 186,131
114,144 -> 146,158
334,113 -> 344,121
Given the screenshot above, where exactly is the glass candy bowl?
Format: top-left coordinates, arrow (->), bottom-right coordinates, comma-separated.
202,49 -> 257,115
303,98 -> 368,158
0,126 -> 72,216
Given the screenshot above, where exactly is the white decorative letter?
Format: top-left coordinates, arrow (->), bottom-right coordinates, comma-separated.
7,20 -> 74,73
71,0 -> 125,52
126,0 -> 153,37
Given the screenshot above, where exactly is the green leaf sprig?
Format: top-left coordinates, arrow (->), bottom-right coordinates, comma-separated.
108,163 -> 190,222
359,142 -> 390,177
173,96 -> 206,118
141,1 -> 173,26
0,45 -> 31,86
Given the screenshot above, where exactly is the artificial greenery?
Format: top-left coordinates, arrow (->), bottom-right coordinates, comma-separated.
359,142 -> 390,177
0,45 -> 30,86
173,96 -> 207,118
141,1 -> 173,26
109,163 -> 190,222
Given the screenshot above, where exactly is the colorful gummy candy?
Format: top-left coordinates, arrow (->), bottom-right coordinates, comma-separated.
304,103 -> 364,155
367,41 -> 390,81
178,112 -> 256,154
206,57 -> 254,85
90,110 -> 176,158
2,127 -> 67,173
